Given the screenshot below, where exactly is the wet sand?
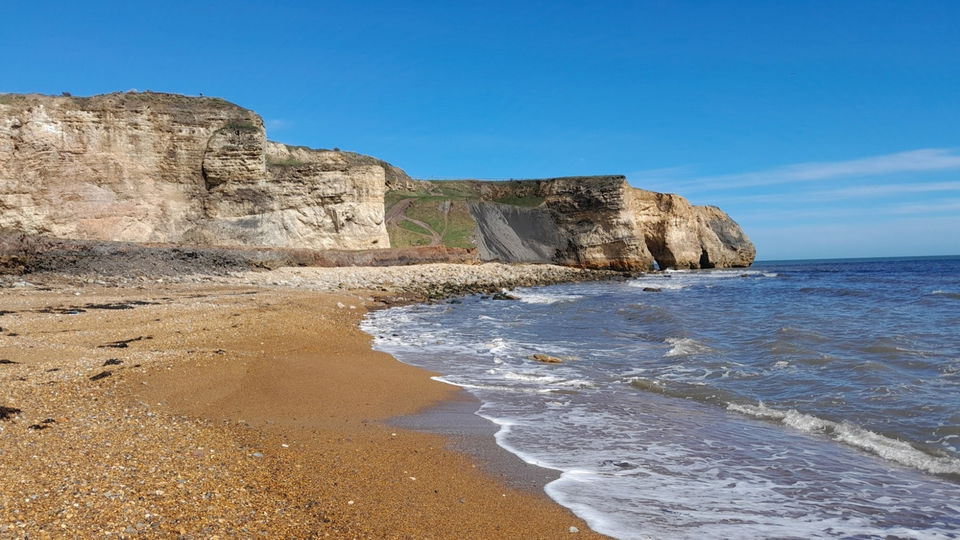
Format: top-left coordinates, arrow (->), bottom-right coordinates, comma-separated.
0,283 -> 603,537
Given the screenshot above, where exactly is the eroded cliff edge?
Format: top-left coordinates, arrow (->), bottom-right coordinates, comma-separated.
1,92 -> 754,271
0,92 -> 395,250
387,177 -> 755,270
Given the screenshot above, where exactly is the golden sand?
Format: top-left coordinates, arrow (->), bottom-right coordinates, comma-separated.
0,284 -> 603,538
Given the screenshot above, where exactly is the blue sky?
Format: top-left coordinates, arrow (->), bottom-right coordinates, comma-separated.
2,1 -> 958,259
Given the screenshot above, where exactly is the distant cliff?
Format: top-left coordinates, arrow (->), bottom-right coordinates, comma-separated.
0,91 -> 754,270
0,92 -> 399,250
387,177 -> 755,270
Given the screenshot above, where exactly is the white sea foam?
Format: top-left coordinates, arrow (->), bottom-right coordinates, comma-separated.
512,290 -> 585,304
503,371 -> 564,384
628,278 -> 688,290
727,402 -> 960,475
664,337 -> 713,357
630,268 -> 777,292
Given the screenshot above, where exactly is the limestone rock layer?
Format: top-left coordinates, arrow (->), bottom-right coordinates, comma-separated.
464,176 -> 755,270
0,92 -> 393,250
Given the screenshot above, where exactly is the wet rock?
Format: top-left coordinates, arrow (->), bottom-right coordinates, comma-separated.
642,287 -> 662,292
529,353 -> 563,364
491,291 -> 519,300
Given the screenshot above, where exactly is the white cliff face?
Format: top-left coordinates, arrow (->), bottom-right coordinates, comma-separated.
0,92 -> 392,250
627,188 -> 755,269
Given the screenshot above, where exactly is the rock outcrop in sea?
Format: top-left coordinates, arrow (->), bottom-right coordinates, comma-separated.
0,91 -> 755,271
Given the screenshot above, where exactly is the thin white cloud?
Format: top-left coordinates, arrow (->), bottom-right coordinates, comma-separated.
265,118 -> 293,131
666,149 -> 960,193
890,199 -> 960,215
736,197 -> 960,222
705,180 -> 960,205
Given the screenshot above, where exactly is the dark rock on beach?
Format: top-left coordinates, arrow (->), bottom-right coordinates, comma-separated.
89,371 -> 112,381
0,406 -> 22,420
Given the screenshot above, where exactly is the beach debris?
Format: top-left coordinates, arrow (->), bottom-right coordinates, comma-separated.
36,306 -> 86,315
89,370 -> 112,381
347,500 -> 355,505
529,353 -> 563,364
0,359 -> 19,365
98,336 -> 152,349
28,423 -> 51,430
102,358 -> 123,366
0,406 -> 22,420
569,526 -> 580,533
336,302 -> 346,308
251,452 -> 264,458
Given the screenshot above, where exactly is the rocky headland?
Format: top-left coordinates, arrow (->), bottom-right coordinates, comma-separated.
0,91 -> 754,273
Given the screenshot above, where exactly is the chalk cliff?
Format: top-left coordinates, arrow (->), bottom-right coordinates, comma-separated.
0,92 -> 393,250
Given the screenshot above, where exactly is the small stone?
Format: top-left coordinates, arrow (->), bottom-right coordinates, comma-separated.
251,452 -> 264,458
89,370 -> 112,381
569,526 -> 580,533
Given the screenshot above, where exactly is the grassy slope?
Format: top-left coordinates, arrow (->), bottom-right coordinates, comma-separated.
385,181 -> 545,249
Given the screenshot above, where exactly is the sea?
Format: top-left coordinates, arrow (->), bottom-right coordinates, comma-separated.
361,256 -> 960,539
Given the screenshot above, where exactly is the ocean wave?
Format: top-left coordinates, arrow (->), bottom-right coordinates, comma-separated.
430,376 -> 556,394
630,269 -> 778,292
512,290 -> 585,304
931,290 -> 960,300
627,278 -> 688,290
664,337 -> 714,357
503,371 -> 564,384
727,402 -> 960,475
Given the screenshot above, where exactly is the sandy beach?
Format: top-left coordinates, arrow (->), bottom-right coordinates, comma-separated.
0,266 -> 609,537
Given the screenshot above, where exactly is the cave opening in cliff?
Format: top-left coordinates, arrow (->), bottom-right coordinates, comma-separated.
699,249 -> 715,269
